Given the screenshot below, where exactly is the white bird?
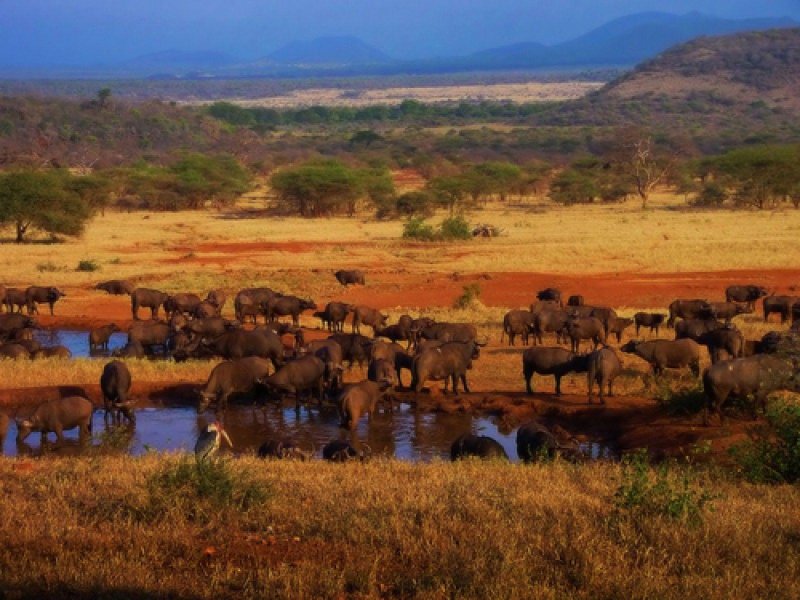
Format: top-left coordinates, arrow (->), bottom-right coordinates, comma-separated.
194,422 -> 233,462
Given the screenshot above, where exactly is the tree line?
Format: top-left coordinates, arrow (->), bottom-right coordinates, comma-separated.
1,140 -> 799,243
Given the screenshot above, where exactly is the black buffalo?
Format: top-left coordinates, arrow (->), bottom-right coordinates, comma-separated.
450,434 -> 508,461
335,269 -> 365,286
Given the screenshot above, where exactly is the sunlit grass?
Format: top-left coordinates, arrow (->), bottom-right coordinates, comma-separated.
0,455 -> 797,599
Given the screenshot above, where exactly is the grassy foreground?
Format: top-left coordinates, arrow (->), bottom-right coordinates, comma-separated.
0,455 -> 798,599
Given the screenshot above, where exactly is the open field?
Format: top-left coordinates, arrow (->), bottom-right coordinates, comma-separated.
190,81 -> 604,108
1,191 -> 799,459
0,455 -> 798,599
2,191 -> 800,597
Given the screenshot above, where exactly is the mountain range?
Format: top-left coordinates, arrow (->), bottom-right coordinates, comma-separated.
3,11 -> 796,78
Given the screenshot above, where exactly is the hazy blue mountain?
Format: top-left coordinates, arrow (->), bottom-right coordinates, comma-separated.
467,11 -> 797,68
266,36 -> 393,65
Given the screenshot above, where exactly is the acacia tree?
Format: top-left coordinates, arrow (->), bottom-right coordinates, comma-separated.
604,129 -> 678,209
0,170 -> 92,243
270,160 -> 363,217
706,145 -> 800,209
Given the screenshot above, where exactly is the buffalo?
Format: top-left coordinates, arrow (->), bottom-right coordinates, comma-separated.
266,295 -> 316,327
708,301 -> 751,324
413,322 -> 477,345
697,326 -> 745,363
450,434 -> 508,461
16,396 -> 93,445
196,329 -> 284,366
323,439 -> 370,462
0,313 -> 35,341
128,320 -> 171,355
258,355 -> 326,410
25,286 -> 66,316
258,438 -> 311,460
100,360 -> 134,424
725,285 -> 768,309
198,356 -> 275,412
675,318 -> 723,342
131,288 -> 169,320
164,293 -> 202,318
352,305 -> 388,336
3,288 -> 27,314
667,299 -> 713,327
516,422 -> 579,462
763,295 -> 799,324
703,354 -> 799,425
536,287 -> 562,306
335,269 -> 366,286
234,287 -> 279,323
567,295 -> 584,307
316,301 -> 351,333
95,280 -> 136,296
306,339 -> 344,391
634,312 -> 666,337
586,347 -> 622,403
328,333 -> 372,369
565,316 -> 606,352
338,380 -> 393,430
620,339 -> 701,377
532,309 -> 569,346
606,316 -> 634,343
89,324 -> 120,352
501,309 -> 534,346
411,340 -> 483,394
522,346 -> 584,395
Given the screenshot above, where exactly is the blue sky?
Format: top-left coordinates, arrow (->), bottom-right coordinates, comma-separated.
0,0 -> 798,65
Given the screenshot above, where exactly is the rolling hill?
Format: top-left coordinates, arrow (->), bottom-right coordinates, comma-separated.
266,36 -> 392,66
600,27 -> 800,112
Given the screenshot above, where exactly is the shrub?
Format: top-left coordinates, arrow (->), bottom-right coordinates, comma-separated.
731,402 -> 800,483
453,283 -> 482,309
147,457 -> 269,521
690,182 -> 727,207
76,259 -> 100,272
36,261 -> 64,273
439,215 -> 472,240
394,190 -> 437,217
402,217 -> 437,241
654,381 -> 706,416
615,449 -> 715,524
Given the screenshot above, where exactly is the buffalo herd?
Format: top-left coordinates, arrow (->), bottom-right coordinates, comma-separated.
1,274 -> 800,460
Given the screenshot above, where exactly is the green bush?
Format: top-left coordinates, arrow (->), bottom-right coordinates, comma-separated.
147,457 -> 269,518
439,215 -> 472,240
36,261 -> 64,273
654,381 -> 706,416
453,283 -> 482,309
403,215 -> 473,242
76,259 -> 100,272
731,402 -> 800,483
615,449 -> 716,524
402,217 -> 437,241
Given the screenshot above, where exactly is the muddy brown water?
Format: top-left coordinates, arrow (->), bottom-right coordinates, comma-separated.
3,400 -> 614,462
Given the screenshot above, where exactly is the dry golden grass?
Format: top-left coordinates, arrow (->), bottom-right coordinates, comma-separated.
192,81 -> 604,109
0,455 -> 797,599
3,191 -> 800,295
0,357 -> 213,390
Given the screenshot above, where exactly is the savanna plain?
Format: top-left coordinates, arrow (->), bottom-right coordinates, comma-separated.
1,188 -> 800,599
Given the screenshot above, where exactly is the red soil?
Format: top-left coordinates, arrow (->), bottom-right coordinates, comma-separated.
13,264 -> 800,460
